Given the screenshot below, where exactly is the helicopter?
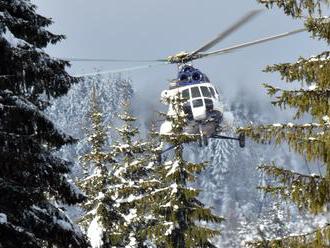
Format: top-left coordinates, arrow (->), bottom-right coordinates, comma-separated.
68,10 -> 306,149
159,64 -> 234,147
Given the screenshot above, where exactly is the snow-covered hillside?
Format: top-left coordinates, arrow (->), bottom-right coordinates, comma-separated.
46,75 -> 133,175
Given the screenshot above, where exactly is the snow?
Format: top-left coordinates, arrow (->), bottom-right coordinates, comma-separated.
126,233 -> 137,248
0,213 -> 7,224
160,120 -> 172,135
1,27 -> 27,48
146,161 -> 154,169
32,205 -> 48,214
118,194 -> 144,203
122,208 -> 137,225
114,165 -> 126,178
96,192 -> 105,200
145,214 -> 155,220
55,219 -> 73,231
287,122 -> 294,127
88,217 -> 104,248
113,143 -> 130,151
164,221 -> 175,236
272,123 -> 283,127
161,202 -> 172,208
83,167 -> 103,181
322,115 -> 330,124
170,183 -> 178,195
308,83 -> 317,90
166,160 -> 180,177
306,53 -> 329,63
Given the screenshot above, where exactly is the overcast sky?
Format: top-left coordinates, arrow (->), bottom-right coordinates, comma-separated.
32,0 -> 327,120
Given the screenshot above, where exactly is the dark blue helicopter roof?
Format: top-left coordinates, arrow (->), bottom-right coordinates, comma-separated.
176,65 -> 210,87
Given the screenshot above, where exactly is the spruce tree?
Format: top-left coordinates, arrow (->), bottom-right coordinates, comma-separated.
0,1 -> 88,247
146,96 -> 223,248
79,92 -> 158,248
240,0 -> 330,246
78,86 -> 123,248
110,102 -> 160,247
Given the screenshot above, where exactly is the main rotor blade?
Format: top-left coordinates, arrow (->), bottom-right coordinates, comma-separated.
73,62 -> 168,77
197,28 -> 306,59
0,75 -> 15,78
190,9 -> 262,57
61,57 -> 167,63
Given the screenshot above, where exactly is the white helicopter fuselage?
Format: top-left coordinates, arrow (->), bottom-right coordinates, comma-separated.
160,82 -> 224,136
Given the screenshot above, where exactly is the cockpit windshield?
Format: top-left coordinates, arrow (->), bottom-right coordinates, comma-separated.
191,87 -> 201,98
181,89 -> 190,100
209,87 -> 216,98
201,86 -> 212,98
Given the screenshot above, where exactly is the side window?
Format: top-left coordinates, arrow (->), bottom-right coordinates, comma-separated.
191,87 -> 201,98
192,99 -> 203,108
181,89 -> 190,100
204,98 -> 213,111
209,87 -> 216,98
204,98 -> 213,106
201,86 -> 211,97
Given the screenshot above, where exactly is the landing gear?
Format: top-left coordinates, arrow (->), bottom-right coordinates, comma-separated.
238,133 -> 245,148
212,132 -> 246,148
203,135 -> 209,146
198,135 -> 209,147
157,153 -> 162,164
198,136 -> 203,147
198,124 -> 209,147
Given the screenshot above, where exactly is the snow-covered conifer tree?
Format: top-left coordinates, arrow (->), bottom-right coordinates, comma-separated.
240,0 -> 330,246
0,1 -> 88,247
79,89 -> 159,247
110,102 -> 160,247
146,96 -> 223,248
78,86 -> 123,248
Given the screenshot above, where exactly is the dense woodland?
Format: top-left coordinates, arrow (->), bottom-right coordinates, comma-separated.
0,0 -> 329,247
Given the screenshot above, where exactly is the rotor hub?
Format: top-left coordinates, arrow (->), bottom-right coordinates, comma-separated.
167,51 -> 190,63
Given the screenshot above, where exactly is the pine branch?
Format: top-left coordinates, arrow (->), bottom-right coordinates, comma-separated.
264,51 -> 330,88
239,122 -> 330,166
264,84 -> 330,119
258,164 -> 330,213
306,16 -> 330,43
257,0 -> 326,17
246,223 -> 330,248
0,11 -> 64,48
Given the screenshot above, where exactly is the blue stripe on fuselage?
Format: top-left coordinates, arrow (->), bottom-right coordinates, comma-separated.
176,80 -> 203,86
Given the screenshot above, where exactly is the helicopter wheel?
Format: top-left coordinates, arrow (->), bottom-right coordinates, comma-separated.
198,136 -> 203,147
157,153 -> 162,164
239,133 -> 245,148
198,124 -> 204,147
203,135 -> 209,146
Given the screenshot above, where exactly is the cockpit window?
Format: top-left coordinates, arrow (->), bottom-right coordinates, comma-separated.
181,89 -> 190,100
191,87 -> 201,98
192,99 -> 203,108
209,87 -> 216,97
201,86 -> 211,97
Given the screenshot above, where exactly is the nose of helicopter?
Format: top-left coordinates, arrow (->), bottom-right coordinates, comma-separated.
191,103 -> 207,120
